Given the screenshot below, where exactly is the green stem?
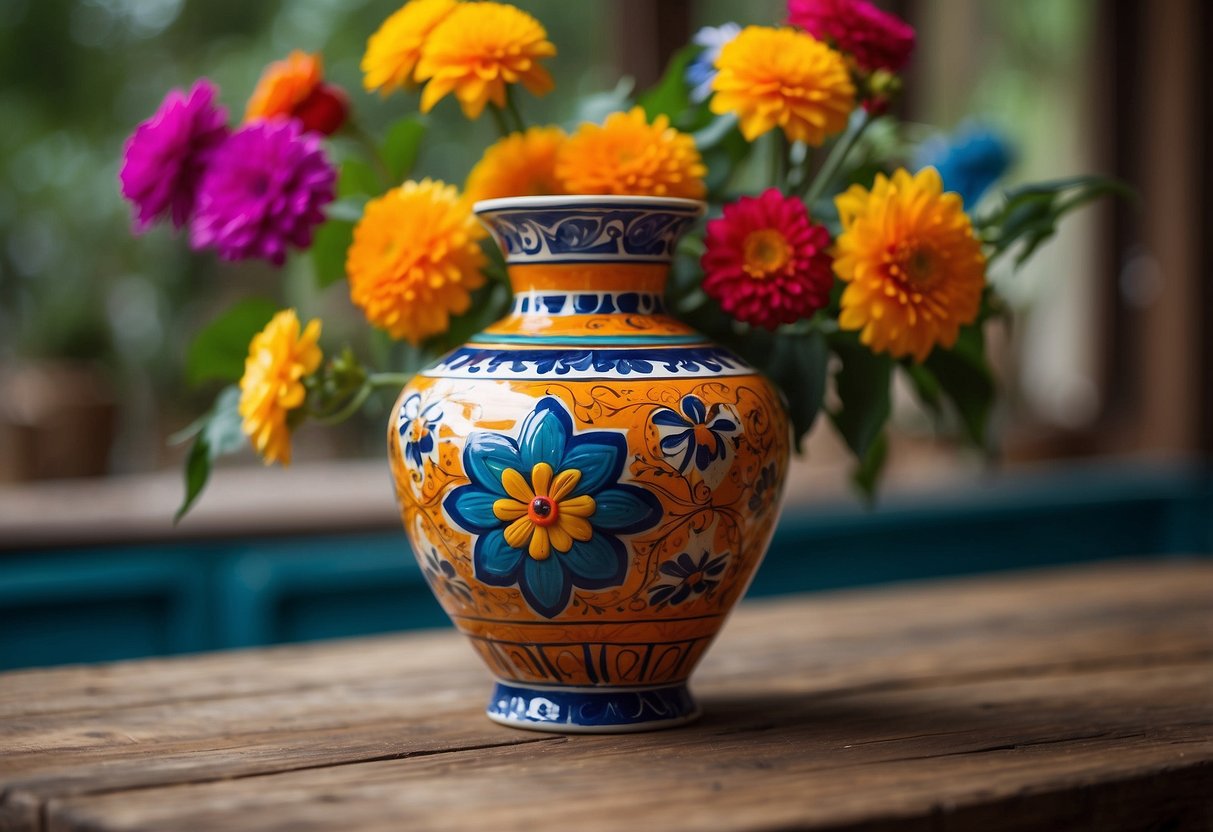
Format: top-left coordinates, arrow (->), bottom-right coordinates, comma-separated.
504,87 -> 527,133
487,104 -> 512,139
802,112 -> 873,205
345,119 -> 393,186
310,384 -> 372,426
367,372 -> 416,389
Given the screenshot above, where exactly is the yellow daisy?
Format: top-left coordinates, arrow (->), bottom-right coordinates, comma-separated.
238,309 -> 323,466
362,0 -> 458,95
556,107 -> 706,199
415,1 -> 556,119
833,167 -> 987,362
347,179 -> 487,345
710,25 -> 855,146
492,462 -> 597,561
465,125 -> 567,203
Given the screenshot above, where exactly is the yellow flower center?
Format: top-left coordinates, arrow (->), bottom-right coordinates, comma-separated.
742,229 -> 792,279
885,241 -> 939,288
492,462 -> 597,561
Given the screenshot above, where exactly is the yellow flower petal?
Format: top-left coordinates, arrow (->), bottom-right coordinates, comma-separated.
559,494 -> 596,518
530,462 -> 553,497
528,525 -> 551,560
500,467 -> 534,503
493,498 -> 528,521
503,516 -> 534,549
238,309 -> 323,467
549,469 -> 581,502
558,514 -> 593,542
464,126 -> 567,203
547,523 -> 573,553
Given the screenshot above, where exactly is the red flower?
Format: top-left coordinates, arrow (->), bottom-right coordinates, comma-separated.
701,189 -> 833,330
788,0 -> 916,73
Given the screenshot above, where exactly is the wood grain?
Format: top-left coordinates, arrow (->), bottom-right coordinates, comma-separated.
1,559 -> 1210,832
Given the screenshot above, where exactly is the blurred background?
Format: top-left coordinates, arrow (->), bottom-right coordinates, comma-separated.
0,0 -> 1209,669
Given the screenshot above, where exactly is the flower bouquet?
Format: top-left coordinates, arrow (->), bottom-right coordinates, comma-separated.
120,0 -> 1119,515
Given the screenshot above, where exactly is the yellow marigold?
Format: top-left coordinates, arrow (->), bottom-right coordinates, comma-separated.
416,1 -> 556,119
833,167 -> 987,362
710,26 -> 855,146
347,179 -> 487,345
362,0 -> 458,95
238,309 -> 323,466
465,126 -> 566,203
556,107 -> 706,199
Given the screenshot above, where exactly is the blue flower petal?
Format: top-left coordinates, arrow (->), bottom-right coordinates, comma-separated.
708,418 -> 736,432
519,399 -> 568,472
417,432 -> 434,455
446,486 -> 501,532
474,528 -> 524,583
681,396 -> 707,424
652,409 -> 691,428
463,432 -> 522,496
522,554 -> 570,617
561,437 -> 623,496
592,488 -> 660,531
561,534 -> 624,583
591,485 -> 662,534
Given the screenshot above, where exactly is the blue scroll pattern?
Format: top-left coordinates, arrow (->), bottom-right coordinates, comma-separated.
482,205 -> 701,263
424,346 -> 754,379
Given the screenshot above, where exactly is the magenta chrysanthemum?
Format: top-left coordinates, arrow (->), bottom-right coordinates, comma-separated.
190,118 -> 336,266
788,0 -> 915,73
701,189 -> 833,330
119,79 -> 229,233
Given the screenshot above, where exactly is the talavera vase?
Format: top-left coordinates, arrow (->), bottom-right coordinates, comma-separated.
387,195 -> 789,732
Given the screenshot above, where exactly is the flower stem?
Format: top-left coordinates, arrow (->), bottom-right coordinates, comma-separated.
367,372 -> 416,389
801,111 -> 874,205
345,119 -> 393,186
487,104 -> 512,139
309,384 -> 373,426
504,87 -> 527,133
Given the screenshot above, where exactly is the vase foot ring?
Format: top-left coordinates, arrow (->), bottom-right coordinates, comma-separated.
486,681 -> 700,733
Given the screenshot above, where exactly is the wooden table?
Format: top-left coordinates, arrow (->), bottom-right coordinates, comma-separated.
1,560 -> 1210,831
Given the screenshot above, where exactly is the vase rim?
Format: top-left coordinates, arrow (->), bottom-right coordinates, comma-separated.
473,194 -> 706,216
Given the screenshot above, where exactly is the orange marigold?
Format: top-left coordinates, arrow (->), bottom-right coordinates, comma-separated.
556,107 -> 706,199
246,51 -> 348,135
465,126 -> 566,203
833,167 -> 987,362
362,0 -> 458,95
710,26 -> 855,146
238,309 -> 323,466
416,1 -> 556,119
347,179 -> 487,345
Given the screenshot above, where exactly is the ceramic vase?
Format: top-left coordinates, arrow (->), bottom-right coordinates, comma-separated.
387,195 -> 789,732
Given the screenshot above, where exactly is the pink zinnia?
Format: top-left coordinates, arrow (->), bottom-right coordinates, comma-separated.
788,0 -> 916,73
701,189 -> 833,330
190,118 -> 336,266
119,79 -> 229,232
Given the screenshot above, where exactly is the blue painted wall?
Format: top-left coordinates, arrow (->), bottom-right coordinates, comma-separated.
1,463 -> 1208,670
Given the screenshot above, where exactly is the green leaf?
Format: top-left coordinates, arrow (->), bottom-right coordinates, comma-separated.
851,431 -> 888,501
311,219 -> 355,289
767,329 -> 829,452
185,300 -> 278,387
338,159 -> 381,198
174,385 -> 245,522
382,117 -> 426,182
923,325 -> 995,448
903,362 -> 943,416
638,44 -> 697,120
828,335 -> 893,461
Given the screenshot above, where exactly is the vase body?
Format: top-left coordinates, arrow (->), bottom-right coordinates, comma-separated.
387,196 -> 789,732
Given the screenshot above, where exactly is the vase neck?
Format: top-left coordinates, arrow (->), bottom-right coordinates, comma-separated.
506,262 -> 670,316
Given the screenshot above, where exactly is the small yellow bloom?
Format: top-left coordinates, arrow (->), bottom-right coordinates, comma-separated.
492,462 -> 596,561
362,0 -> 458,95
347,179 -> 487,345
415,1 -> 556,119
556,107 -> 707,199
833,167 -> 987,362
465,126 -> 567,203
710,26 -> 855,146
238,309 -> 323,466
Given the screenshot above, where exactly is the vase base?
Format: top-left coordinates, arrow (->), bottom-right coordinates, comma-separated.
485,681 -> 700,733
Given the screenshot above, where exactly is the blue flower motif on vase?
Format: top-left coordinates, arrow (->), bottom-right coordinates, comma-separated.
648,551 -> 729,607
652,395 -> 740,475
397,393 -> 443,469
444,397 -> 663,618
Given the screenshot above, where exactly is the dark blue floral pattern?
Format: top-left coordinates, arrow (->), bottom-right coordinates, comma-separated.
444,397 -> 662,618
397,393 -> 442,469
648,551 -> 728,607
748,462 -> 778,512
432,346 -> 749,378
422,548 -> 473,604
652,395 -> 739,474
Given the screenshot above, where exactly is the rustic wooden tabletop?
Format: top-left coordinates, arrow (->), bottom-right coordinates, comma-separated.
1,559 -> 1210,832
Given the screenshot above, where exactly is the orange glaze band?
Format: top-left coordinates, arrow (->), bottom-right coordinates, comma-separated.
507,263 -> 670,293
